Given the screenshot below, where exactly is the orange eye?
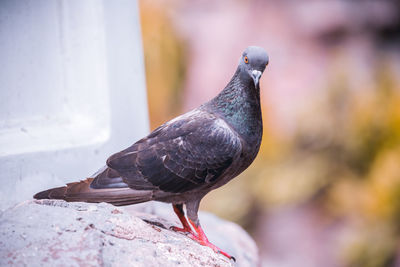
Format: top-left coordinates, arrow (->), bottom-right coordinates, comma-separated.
244,56 -> 249,64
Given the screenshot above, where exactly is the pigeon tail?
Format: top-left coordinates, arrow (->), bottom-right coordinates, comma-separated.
34,178 -> 153,206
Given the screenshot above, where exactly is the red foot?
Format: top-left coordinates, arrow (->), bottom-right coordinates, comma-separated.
187,219 -> 236,261
170,204 -> 235,261
171,205 -> 193,234
186,232 -> 235,261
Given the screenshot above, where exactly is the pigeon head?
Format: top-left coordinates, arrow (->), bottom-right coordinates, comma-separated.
239,46 -> 269,88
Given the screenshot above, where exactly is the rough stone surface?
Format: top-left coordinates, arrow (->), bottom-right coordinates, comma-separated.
0,200 -> 258,267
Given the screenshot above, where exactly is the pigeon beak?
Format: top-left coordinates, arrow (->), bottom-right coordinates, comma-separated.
251,70 -> 262,87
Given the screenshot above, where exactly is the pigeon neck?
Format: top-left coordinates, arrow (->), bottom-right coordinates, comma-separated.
207,68 -> 262,139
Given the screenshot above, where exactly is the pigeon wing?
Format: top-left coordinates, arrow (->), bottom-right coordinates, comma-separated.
105,110 -> 242,193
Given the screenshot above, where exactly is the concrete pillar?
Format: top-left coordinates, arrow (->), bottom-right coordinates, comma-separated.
0,0 -> 149,210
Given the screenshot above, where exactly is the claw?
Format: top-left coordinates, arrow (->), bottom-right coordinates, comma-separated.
170,225 -> 191,234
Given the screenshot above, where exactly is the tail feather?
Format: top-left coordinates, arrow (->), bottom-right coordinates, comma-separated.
34,178 -> 153,206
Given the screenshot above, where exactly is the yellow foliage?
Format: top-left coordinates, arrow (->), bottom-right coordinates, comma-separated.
365,148 -> 400,221
139,0 -> 186,129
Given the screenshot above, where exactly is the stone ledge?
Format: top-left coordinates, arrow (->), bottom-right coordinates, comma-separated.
0,200 -> 258,267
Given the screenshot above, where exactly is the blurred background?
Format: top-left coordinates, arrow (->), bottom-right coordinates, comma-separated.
139,0 -> 400,266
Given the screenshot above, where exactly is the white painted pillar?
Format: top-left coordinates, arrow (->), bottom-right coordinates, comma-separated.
0,0 -> 149,210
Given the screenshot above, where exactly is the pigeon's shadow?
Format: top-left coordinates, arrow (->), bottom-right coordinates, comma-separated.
142,219 -> 168,230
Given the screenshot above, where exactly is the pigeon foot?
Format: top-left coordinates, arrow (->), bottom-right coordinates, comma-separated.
170,222 -> 235,261
171,204 -> 193,234
171,204 -> 235,261
187,219 -> 236,261
187,232 -> 236,261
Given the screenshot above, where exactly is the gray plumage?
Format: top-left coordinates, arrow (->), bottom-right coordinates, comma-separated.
34,45 -> 269,230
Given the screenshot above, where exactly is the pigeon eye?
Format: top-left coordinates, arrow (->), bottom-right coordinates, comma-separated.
244,56 -> 249,64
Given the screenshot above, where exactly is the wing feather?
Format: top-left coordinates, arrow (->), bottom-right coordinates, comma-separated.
106,109 -> 242,193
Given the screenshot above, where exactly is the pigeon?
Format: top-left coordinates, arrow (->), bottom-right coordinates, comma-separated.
34,46 -> 269,261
